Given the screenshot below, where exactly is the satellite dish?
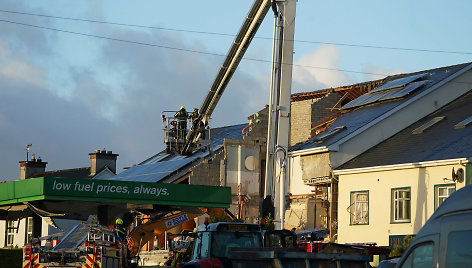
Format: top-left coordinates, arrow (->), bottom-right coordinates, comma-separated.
245,155 -> 258,171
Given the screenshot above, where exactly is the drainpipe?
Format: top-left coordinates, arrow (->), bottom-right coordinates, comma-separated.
314,187 -> 317,229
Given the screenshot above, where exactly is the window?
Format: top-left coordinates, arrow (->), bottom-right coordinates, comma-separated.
446,230 -> 472,266
392,188 -> 411,223
400,242 -> 434,268
435,184 -> 455,209
25,217 -> 33,244
6,220 -> 16,247
211,231 -> 262,258
193,231 -> 210,259
350,191 -> 369,225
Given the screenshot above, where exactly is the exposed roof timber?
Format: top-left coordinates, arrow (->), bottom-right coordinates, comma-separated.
291,79 -> 384,103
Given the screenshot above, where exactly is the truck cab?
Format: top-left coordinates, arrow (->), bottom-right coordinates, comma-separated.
184,222 -> 262,267
397,184 -> 472,267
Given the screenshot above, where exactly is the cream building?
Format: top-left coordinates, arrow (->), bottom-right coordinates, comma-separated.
287,62 -> 472,239
334,89 -> 472,246
335,160 -> 468,246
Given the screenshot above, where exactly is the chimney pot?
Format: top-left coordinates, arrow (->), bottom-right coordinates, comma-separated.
89,149 -> 119,176
19,158 -> 47,180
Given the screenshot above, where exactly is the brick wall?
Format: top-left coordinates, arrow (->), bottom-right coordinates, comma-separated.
290,100 -> 313,145
290,92 -> 341,145
189,149 -> 224,186
311,92 -> 340,129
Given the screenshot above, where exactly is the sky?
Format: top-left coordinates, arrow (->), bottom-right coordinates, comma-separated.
1,0 -> 471,181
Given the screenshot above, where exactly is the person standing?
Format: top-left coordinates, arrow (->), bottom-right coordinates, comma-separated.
175,106 -> 188,139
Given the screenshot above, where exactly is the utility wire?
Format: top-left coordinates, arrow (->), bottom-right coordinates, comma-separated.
3,18 -> 472,84
1,9 -> 472,56
0,18 -> 389,77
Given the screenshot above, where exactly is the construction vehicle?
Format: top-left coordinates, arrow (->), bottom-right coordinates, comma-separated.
162,0 -> 296,230
23,0 -> 298,265
182,222 -> 372,268
22,208 -> 231,268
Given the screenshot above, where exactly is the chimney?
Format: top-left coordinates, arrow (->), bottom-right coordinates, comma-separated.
19,156 -> 48,180
89,149 -> 119,176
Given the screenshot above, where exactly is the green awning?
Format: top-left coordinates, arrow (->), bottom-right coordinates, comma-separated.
0,177 -> 231,223
0,177 -> 231,207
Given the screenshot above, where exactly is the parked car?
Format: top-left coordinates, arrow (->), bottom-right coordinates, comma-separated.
397,184 -> 472,267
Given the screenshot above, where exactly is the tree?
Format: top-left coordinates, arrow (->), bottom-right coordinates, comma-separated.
389,235 -> 413,257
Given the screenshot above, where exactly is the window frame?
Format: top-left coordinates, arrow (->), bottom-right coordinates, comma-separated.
434,183 -> 456,210
24,217 -> 33,245
6,220 -> 17,247
349,190 -> 369,225
391,187 -> 411,223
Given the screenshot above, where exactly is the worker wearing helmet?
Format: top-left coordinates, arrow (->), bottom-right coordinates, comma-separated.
190,108 -> 200,129
174,106 -> 188,139
115,218 -> 126,241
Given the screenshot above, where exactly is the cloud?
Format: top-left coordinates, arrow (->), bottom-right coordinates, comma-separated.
292,44 -> 351,91
0,9 -> 269,181
361,64 -> 406,81
0,40 -> 46,87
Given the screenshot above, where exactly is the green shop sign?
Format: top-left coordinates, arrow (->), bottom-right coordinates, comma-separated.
0,177 -> 231,208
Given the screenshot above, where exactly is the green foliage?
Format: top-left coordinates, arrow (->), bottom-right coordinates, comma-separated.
261,214 -> 275,230
0,248 -> 23,268
389,235 -> 414,257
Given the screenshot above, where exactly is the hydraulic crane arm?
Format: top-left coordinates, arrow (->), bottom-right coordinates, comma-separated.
180,0 -> 272,155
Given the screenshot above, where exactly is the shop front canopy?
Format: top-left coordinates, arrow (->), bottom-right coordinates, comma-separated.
0,177 -> 231,223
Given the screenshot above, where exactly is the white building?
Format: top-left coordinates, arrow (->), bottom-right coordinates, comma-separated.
1,150 -> 118,248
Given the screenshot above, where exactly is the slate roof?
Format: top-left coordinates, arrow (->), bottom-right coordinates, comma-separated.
110,124 -> 247,183
338,90 -> 472,170
30,167 -> 92,179
291,62 -> 471,152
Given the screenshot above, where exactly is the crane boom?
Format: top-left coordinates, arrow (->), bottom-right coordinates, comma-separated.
180,0 -> 272,155
176,0 -> 297,229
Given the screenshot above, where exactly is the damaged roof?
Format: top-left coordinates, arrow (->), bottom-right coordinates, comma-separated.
291,79 -> 384,104
338,90 -> 472,169
291,62 -> 472,152
110,124 -> 247,183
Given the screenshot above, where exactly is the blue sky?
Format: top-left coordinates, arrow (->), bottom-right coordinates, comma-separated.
1,0 -> 471,180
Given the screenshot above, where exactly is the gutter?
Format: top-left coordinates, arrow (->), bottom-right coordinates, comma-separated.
289,146 -> 329,157
333,158 -> 470,175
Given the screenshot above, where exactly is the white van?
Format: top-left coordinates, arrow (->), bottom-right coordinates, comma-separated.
396,184 -> 472,267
